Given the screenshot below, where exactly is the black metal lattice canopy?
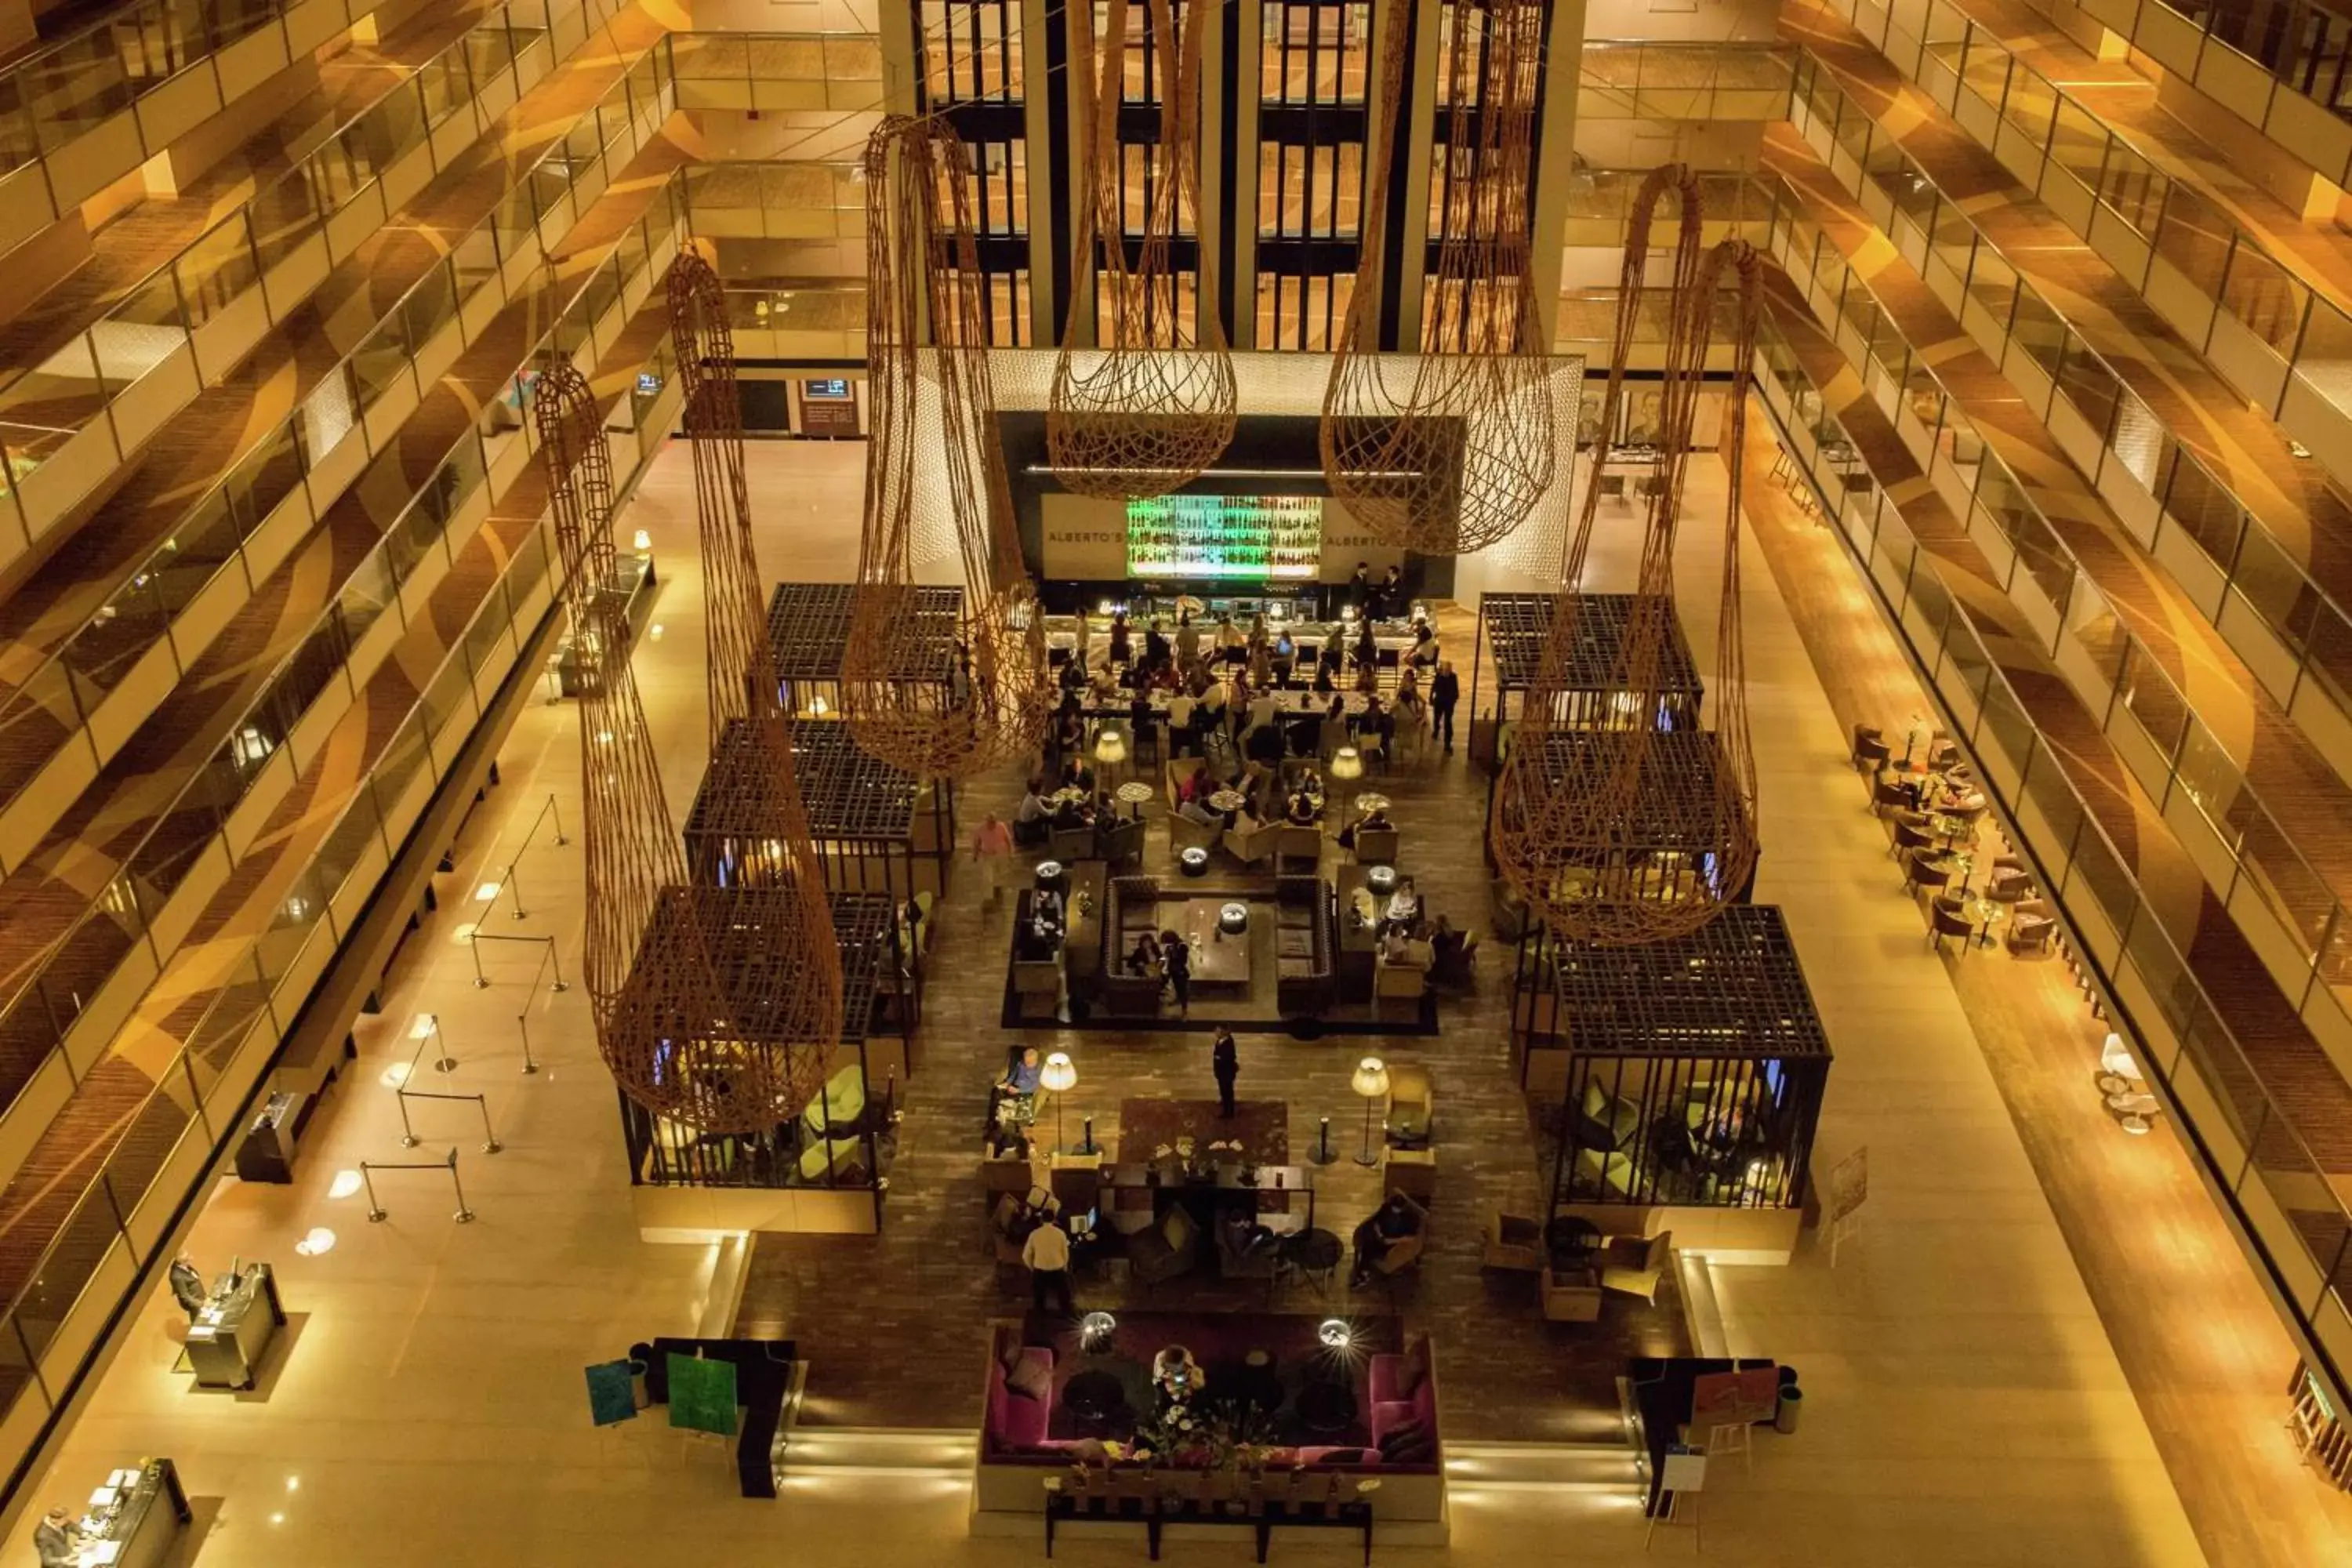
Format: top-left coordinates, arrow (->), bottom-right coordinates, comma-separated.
637,885 -> 895,1044
1482,592 -> 1704,696
1515,729 -> 1745,848
686,719 -> 918,843
1544,906 -> 1828,1059
766,581 -> 963,682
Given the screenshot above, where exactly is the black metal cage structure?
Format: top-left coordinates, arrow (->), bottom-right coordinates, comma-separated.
1469,591 -> 1704,728
767,581 -> 964,719
1521,906 -> 1830,1213
615,891 -> 915,1226
685,718 -> 957,916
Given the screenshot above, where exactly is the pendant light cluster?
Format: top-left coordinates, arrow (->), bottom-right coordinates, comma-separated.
846,115 -> 1052,781
1320,0 -> 1555,554
1046,0 -> 1236,497
1490,165 -> 1763,946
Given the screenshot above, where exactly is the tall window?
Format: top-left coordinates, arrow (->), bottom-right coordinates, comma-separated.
1255,0 -> 1368,350
915,0 -> 1033,343
1091,0 -> 1201,339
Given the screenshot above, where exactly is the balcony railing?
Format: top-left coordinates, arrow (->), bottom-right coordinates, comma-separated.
0,65 -> 684,1214
1785,51 -> 2352,833
666,30 -> 885,112
1577,38 -> 1793,121
0,0 -> 626,575
0,318 -> 684,1524
0,7 -> 664,877
1752,296 -> 2352,1410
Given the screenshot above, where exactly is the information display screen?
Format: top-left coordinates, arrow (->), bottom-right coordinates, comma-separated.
1126,495 -> 1323,580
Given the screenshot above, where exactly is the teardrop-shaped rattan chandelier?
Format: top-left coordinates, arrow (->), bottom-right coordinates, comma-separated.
537,354 -> 824,1134
668,247 -> 842,1107
1319,0 -> 1554,554
844,116 -> 1051,781
1490,165 -> 1762,946
1046,0 -> 1236,497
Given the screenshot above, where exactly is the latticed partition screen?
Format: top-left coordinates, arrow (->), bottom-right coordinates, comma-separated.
1047,0 -> 1236,495
1490,165 -> 1763,946
1319,0 -> 1553,553
848,115 -> 1051,779
1529,906 -> 1830,1212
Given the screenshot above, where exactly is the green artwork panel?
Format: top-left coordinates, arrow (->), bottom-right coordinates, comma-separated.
585,1360 -> 637,1427
667,1352 -> 739,1437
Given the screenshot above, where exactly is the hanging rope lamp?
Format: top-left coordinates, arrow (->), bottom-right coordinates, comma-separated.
1490,165 -> 1762,946
537,354 -> 822,1134
844,116 -> 1051,782
1045,0 -> 1236,497
1319,0 -> 1555,554
667,248 -> 842,1108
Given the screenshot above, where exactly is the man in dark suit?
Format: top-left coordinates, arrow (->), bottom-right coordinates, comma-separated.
1429,661 -> 1461,755
1212,1026 -> 1239,1118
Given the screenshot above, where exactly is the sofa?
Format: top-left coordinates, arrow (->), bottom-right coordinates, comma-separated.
1275,875 -> 1336,1015
1368,1335 -> 1440,1462
985,1336 -> 1057,1454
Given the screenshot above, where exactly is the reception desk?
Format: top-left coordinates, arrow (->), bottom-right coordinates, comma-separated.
67,1459 -> 190,1568
185,1264 -> 285,1390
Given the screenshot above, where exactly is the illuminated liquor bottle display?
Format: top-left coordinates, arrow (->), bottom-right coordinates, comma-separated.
1127,495 -> 1323,580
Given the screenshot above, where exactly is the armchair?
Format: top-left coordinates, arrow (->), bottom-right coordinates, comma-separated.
1048,822 -> 1097,862
2006,898 -> 2056,954
1539,1264 -> 1602,1322
1370,1192 -> 1428,1280
1216,1214 -> 1282,1281
1127,1204 -> 1200,1288
1929,895 -> 1975,953
1384,1062 -> 1432,1147
1482,1210 -> 1544,1273
1098,817 -> 1145,868
1351,827 -> 1399,866
1275,823 -> 1323,874
1599,1230 -> 1672,1304
1225,815 -> 1279,868
1169,812 -> 1222,858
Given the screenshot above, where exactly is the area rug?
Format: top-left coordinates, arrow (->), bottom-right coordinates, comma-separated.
1116,1098 -> 1288,1167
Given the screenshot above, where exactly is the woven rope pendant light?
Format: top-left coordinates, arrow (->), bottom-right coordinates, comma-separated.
538,354 -> 822,1134
845,116 -> 1051,781
1046,0 -> 1236,497
669,249 -> 841,1112
1490,166 -> 1762,945
1319,0 -> 1554,554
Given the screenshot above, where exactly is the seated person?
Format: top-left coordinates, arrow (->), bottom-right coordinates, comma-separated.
1350,1192 -> 1423,1287
1384,875 -> 1421,931
1354,659 -> 1381,696
1179,762 -> 1212,805
1312,661 -> 1336,695
1058,757 -> 1097,795
1179,793 -> 1224,828
1058,656 -> 1087,694
1338,804 -> 1391,850
1152,1344 -> 1209,1407
1230,797 -> 1266,833
1379,927 -> 1432,968
996,1045 -> 1045,1098
1429,914 -> 1465,971
1410,622 -> 1439,666
1051,794 -> 1091,829
1014,778 -> 1052,844
1126,930 -> 1164,975
1220,1207 -> 1276,1262
1246,720 -> 1287,764
1286,789 -> 1320,826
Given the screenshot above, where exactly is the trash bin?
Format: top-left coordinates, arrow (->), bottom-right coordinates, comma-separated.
1774,1385 -> 1803,1435
235,1092 -> 302,1184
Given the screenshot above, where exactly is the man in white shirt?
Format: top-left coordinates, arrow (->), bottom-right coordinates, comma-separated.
1022,1214 -> 1075,1313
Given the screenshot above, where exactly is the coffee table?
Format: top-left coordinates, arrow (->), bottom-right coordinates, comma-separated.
1064,1368 -> 1127,1430
1297,1378 -> 1356,1436
1279,1227 -> 1342,1295
1178,900 -> 1253,985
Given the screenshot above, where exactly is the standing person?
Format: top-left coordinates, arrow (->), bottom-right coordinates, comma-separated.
972,811 -> 1016,904
1377,564 -> 1403,619
1212,1026 -> 1239,1118
33,1508 -> 76,1568
1430,661 -> 1461,755
1022,1210 -> 1076,1314
1163,927 -> 1192,1016
1348,561 -> 1371,616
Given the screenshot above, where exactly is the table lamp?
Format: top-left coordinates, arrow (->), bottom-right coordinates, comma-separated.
1331,746 -> 1364,782
1351,1056 -> 1389,1166
1040,1051 -> 1077,1153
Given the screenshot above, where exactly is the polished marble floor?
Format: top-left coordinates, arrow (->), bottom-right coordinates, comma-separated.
0,434 -> 2301,1565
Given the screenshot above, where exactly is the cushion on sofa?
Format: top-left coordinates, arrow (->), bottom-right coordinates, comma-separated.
1160,1204 -> 1196,1254
1575,1144 -> 1637,1196
1004,1354 -> 1052,1403
1581,1081 -> 1642,1152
